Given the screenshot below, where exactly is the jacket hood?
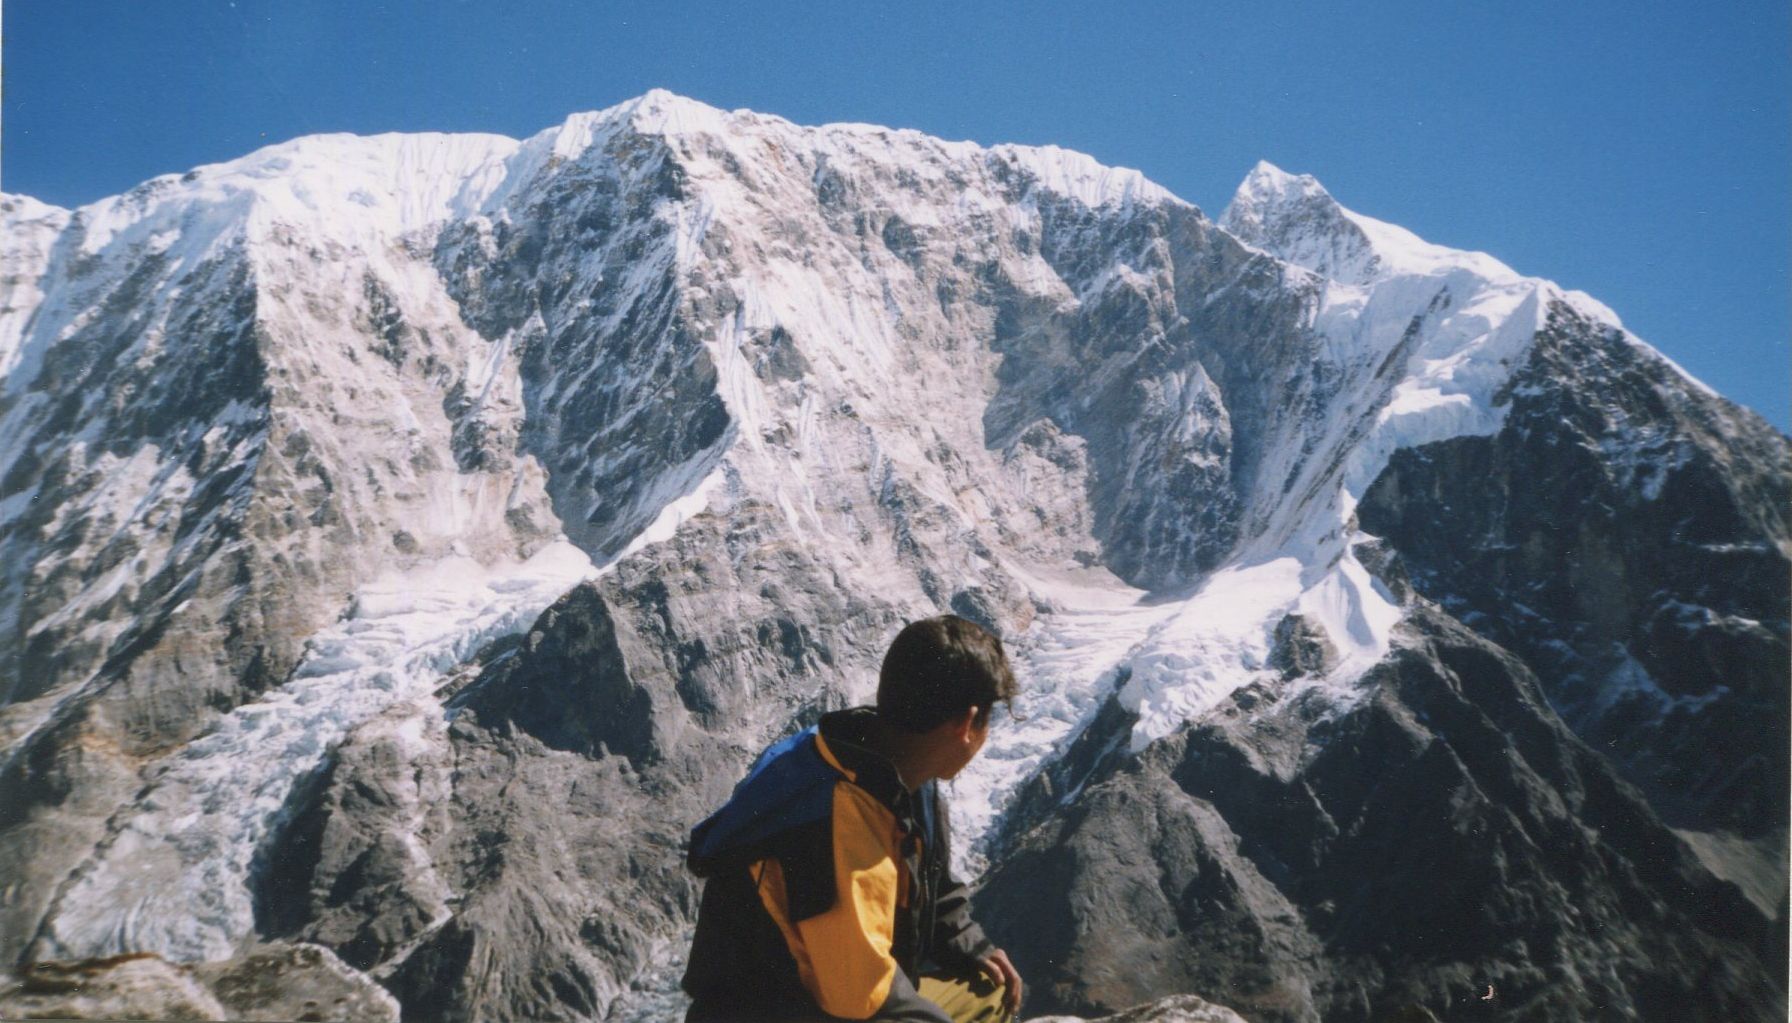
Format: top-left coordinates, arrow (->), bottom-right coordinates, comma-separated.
686,708 -> 912,876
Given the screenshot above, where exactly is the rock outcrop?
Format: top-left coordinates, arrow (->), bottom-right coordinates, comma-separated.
1031,993 -> 1250,1023
980,605 -> 1781,1022
1357,302 -> 1790,839
0,943 -> 399,1022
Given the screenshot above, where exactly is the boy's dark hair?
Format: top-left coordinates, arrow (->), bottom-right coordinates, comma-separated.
876,615 -> 1019,734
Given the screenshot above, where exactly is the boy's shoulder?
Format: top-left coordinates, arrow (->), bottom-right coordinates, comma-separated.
686,725 -> 837,877
686,709 -> 920,877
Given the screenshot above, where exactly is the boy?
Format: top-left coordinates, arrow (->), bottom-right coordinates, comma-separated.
682,615 -> 1024,1022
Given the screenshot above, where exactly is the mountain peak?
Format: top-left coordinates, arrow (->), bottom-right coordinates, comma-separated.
623,88 -> 734,136
1220,161 -> 1381,285
1236,159 -> 1331,205
1222,160 -> 1516,286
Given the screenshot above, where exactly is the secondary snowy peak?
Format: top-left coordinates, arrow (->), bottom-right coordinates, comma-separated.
1221,160 -> 1516,285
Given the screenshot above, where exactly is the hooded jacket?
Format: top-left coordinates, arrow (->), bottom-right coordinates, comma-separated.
682,707 -> 994,1022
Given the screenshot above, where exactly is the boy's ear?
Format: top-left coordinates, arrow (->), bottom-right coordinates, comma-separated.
957,706 -> 980,740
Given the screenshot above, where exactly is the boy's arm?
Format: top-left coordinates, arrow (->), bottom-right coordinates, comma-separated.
927,793 -> 995,970
930,872 -> 995,969
929,791 -> 1021,1014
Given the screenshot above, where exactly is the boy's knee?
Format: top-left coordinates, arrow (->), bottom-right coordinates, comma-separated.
916,970 -> 1014,1023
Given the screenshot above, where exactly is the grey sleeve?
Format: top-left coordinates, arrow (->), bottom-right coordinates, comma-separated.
930,871 -> 995,971
929,796 -> 995,971
867,968 -> 954,1023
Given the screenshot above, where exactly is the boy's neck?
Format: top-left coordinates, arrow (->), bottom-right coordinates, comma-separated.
864,714 -> 938,792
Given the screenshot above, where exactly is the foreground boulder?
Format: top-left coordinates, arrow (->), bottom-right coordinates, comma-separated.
0,942 -> 398,1022
1031,993 -> 1250,1022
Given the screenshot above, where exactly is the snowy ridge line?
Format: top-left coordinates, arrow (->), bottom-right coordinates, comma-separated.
4,91 -> 1195,291
1220,160 -> 1718,401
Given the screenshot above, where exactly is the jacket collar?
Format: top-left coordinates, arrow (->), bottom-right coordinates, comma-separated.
815,706 -> 914,811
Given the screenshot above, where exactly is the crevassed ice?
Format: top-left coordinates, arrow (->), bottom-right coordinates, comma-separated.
949,549 -> 1403,876
949,559 -> 1174,876
38,541 -> 596,962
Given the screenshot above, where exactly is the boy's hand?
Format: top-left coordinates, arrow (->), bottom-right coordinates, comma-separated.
977,948 -> 1023,1014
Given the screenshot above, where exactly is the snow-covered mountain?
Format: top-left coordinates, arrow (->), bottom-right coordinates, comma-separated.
1,91 -> 1784,1021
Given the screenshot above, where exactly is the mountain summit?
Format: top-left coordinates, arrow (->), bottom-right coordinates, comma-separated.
1,92 -> 1784,1021
1222,160 -> 1524,285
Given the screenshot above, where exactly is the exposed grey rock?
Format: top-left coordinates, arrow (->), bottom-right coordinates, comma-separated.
193,942 -> 402,1022
255,700 -> 457,973
1029,992 -> 1250,1023
1358,301 -> 1791,842
998,688 -> 1140,839
1269,613 -> 1338,679
0,952 -> 227,1021
0,943 -> 398,1022
979,605 -> 1783,1022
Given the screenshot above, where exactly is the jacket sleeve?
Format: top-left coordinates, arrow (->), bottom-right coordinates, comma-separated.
754,782 -> 951,1022
930,874 -> 995,971
929,794 -> 995,971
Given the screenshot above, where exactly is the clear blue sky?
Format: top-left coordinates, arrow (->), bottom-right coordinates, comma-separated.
6,1 -> 1787,427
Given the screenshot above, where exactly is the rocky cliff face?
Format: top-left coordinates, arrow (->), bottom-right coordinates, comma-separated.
979,603 -> 1780,1022
1356,303 -> 1790,840
1,93 -> 1783,1022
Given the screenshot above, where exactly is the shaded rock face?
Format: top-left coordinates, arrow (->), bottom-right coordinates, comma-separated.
980,606 -> 1783,1023
981,193 -> 1256,588
1358,302 -> 1792,836
435,128 -> 732,562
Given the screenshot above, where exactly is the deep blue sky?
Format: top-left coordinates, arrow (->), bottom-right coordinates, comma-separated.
7,1 -> 1787,427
